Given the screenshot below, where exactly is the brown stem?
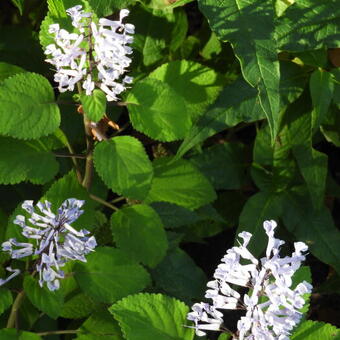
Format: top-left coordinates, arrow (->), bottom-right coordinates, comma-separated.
82,115 -> 95,190
6,290 -> 25,329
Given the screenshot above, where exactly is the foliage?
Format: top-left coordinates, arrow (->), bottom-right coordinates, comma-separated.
0,0 -> 339,339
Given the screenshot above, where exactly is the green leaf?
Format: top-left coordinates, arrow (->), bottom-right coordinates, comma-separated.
0,62 -> 25,83
130,5 -> 181,66
151,202 -> 200,229
111,204 -> 168,267
43,171 -> 97,230
127,78 -> 191,142
0,329 -> 42,340
79,309 -> 123,338
201,32 -> 222,60
0,137 -> 59,185
81,90 -> 107,122
145,157 -> 217,210
148,60 -> 223,121
282,188 -> 340,276
293,146 -> 327,209
176,78 -> 265,158
190,143 -> 247,190
0,288 -> 12,316
0,73 -> 60,140
87,0 -> 137,16
23,275 -> 64,319
291,320 -> 340,340
93,136 -> 153,200
279,61 -> 308,107
40,0 -> 94,49
152,248 -> 207,302
60,293 -> 99,319
198,0 -> 280,140
75,247 -> 151,303
275,0 -> 340,51
110,293 -> 194,340
167,0 -> 194,9
310,70 -> 334,133
238,192 -> 283,257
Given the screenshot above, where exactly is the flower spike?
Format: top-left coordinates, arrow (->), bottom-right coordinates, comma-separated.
187,220 -> 312,340
1,198 -> 97,291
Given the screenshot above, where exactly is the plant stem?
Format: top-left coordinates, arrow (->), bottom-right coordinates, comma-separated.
89,194 -> 119,211
82,115 -> 95,190
63,132 -> 83,183
36,330 -> 79,336
54,152 -> 87,159
6,290 -> 25,329
111,196 -> 126,204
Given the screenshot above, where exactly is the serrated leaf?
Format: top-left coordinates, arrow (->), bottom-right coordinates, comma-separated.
293,145 -> 327,209
152,248 -> 207,302
0,288 -> 12,316
198,0 -> 280,140
111,204 -> 168,268
275,0 -> 340,51
310,69 -> 334,133
23,275 -> 64,319
0,329 -> 42,340
0,62 -> 26,83
282,188 -> 340,276
93,136 -> 153,200
128,78 -> 191,142
81,90 -> 107,122
87,0 -> 137,16
75,247 -> 151,303
43,171 -> 97,229
145,157 -> 217,210
109,293 -> 194,340
176,78 -> 265,158
190,143 -> 247,190
0,73 -> 60,140
291,320 -> 340,340
237,192 -> 283,257
0,137 -> 59,185
60,293 -> 99,319
148,60 -> 223,121
79,309 -> 123,338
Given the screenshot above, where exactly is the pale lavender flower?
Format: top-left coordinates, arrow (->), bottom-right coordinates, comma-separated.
187,220 -> 312,340
44,5 -> 134,101
1,198 -> 97,291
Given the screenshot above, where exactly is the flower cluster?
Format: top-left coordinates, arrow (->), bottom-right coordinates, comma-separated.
187,220 -> 312,340
45,5 -> 134,101
1,199 -> 96,291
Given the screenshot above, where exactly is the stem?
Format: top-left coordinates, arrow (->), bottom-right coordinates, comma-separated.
6,291 -> 25,329
36,330 -> 79,336
54,152 -> 87,159
111,196 -> 126,204
64,133 -> 83,184
82,115 -> 95,190
90,194 -> 119,211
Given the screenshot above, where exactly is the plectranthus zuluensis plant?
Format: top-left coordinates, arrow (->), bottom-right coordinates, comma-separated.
45,5 -> 134,102
0,199 -> 96,291
187,220 -> 312,340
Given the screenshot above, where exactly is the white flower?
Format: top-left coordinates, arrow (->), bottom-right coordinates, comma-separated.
44,5 -> 134,101
187,220 -> 312,340
1,198 -> 97,291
